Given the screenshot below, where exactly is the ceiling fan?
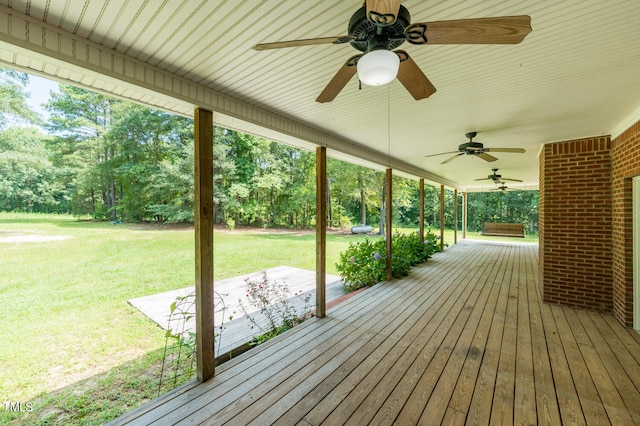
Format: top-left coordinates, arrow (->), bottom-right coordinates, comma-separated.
475,168 -> 523,184
425,132 -> 526,164
491,184 -> 511,193
253,1 -> 532,103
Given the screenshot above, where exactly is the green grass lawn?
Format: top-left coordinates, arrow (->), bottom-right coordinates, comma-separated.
0,213 -> 536,424
0,213 -> 377,424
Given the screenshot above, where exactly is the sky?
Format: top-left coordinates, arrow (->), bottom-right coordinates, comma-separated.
25,74 -> 59,121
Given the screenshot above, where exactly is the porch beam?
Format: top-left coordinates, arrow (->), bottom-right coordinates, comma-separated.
419,179 -> 425,244
194,108 -> 215,382
440,185 -> 445,251
454,189 -> 458,244
386,169 -> 393,281
463,192 -> 467,239
315,147 -> 327,318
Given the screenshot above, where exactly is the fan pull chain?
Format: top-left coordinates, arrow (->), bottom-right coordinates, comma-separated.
387,84 -> 391,167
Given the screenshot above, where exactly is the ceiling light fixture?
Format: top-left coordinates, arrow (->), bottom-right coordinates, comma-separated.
357,50 -> 399,86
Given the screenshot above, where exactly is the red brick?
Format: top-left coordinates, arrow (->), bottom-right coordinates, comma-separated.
540,123 -> 640,325
540,136 -> 613,313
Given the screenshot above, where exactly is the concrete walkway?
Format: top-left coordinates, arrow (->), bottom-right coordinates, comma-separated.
128,266 -> 344,356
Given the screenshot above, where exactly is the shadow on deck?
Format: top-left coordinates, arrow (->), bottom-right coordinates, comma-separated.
113,240 -> 640,425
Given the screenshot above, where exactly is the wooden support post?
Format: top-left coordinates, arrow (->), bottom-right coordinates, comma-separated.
315,147 -> 327,318
462,192 -> 467,239
419,178 -> 425,244
194,108 -> 215,382
385,169 -> 393,281
454,189 -> 458,244
440,184 -> 445,252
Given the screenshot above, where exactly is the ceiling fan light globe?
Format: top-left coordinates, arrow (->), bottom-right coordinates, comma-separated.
357,50 -> 399,86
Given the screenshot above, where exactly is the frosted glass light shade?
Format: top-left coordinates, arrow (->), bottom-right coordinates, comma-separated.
357,50 -> 400,86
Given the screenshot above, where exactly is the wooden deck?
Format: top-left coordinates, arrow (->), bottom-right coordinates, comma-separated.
111,240 -> 640,425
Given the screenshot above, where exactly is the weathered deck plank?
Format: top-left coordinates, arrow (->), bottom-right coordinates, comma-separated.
109,240 -> 640,426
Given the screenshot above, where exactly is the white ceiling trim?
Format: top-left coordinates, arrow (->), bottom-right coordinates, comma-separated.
611,105 -> 640,141
0,4 -> 458,189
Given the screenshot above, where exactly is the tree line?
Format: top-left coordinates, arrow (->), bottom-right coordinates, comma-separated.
0,68 -> 538,232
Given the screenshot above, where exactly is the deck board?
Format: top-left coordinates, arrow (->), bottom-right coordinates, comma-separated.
551,304 -> 610,425
110,240 -> 640,426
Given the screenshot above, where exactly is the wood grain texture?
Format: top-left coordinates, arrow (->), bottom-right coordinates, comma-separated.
440,185 -> 445,251
316,55 -> 360,103
419,179 -> 425,243
453,189 -> 458,244
366,0 -> 402,23
409,16 -> 532,45
194,108 -> 215,382
315,147 -> 327,318
395,51 -> 437,100
111,242 -> 640,425
253,36 -> 350,51
385,168 -> 393,281
462,192 -> 467,239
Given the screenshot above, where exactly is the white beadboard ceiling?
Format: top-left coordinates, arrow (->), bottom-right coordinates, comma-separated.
2,0 -> 640,191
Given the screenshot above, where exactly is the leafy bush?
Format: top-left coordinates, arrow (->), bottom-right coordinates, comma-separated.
336,231 -> 441,291
336,238 -> 387,291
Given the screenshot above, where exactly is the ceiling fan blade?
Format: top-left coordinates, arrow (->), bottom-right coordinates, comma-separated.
473,177 -> 492,181
483,147 -> 526,153
395,51 -> 437,100
441,153 -> 465,164
253,36 -> 353,50
316,55 -> 360,103
366,0 -> 402,25
425,150 -> 459,158
502,178 -> 523,182
476,153 -> 499,162
405,15 -> 531,45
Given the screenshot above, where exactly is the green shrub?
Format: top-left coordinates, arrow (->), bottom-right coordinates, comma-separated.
336,231 -> 441,291
336,238 -> 386,291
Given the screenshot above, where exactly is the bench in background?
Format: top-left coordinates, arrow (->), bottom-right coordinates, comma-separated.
482,222 -> 525,238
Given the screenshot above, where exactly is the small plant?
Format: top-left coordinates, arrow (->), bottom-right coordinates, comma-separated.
238,271 -> 312,346
225,217 -> 235,230
157,290 -> 229,395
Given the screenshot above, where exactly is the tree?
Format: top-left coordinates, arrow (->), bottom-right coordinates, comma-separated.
45,85 -> 193,221
467,190 -> 538,234
147,142 -> 194,223
392,175 -> 420,226
46,86 -> 120,219
0,68 -> 40,129
0,127 -> 58,212
108,102 -> 192,221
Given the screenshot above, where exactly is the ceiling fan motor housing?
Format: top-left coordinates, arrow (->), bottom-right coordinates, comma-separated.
347,5 -> 411,52
459,141 -> 484,153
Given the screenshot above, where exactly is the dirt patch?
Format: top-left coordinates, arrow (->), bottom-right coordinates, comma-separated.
213,225 -> 367,237
0,234 -> 72,243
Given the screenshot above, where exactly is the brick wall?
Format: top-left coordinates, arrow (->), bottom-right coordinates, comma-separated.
538,144 -> 545,298
611,119 -> 640,325
539,137 -> 613,311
